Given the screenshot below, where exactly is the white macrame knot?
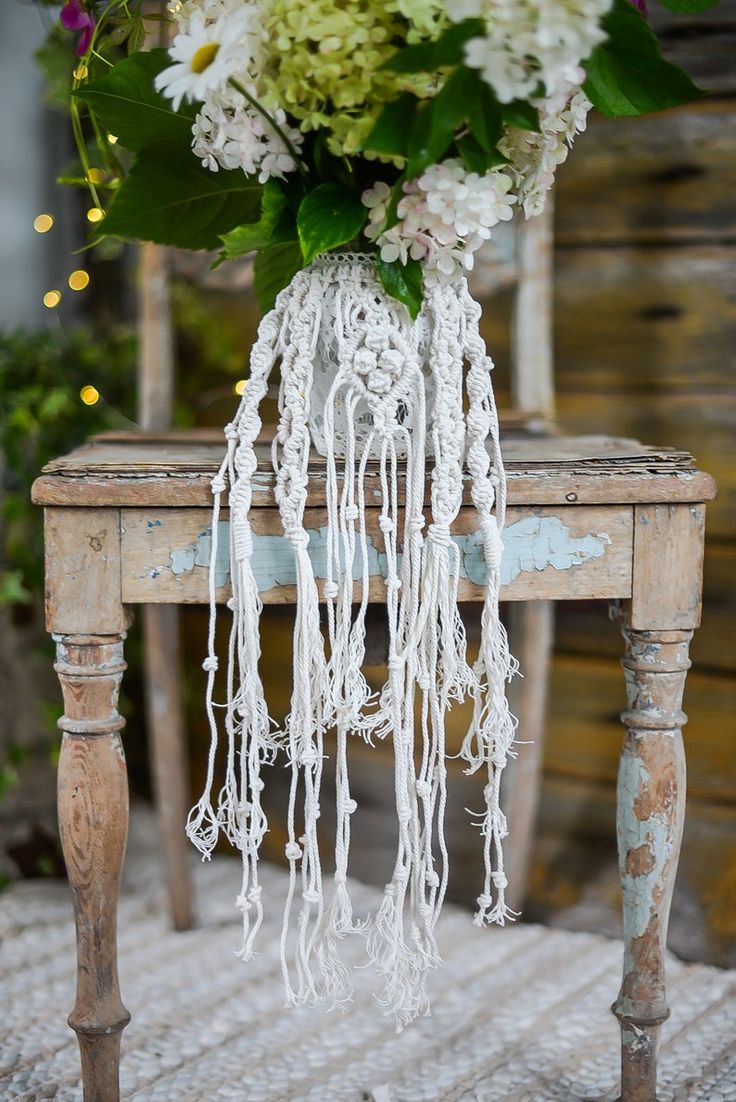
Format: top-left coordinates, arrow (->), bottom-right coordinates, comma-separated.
251,778 -> 265,793
299,747 -> 318,766
343,797 -> 358,815
202,656 -> 219,673
428,523 -> 452,548
344,504 -> 359,521
477,892 -> 494,911
385,577 -> 402,592
236,893 -> 251,911
323,581 -> 338,599
388,655 -> 403,672
415,781 -> 431,799
289,529 -> 310,550
210,474 -> 227,494
426,869 -> 440,888
224,422 -> 238,441
409,515 -> 425,534
492,871 -> 508,891
226,597 -> 237,611
379,517 -> 394,534
303,889 -> 321,904
285,842 -> 302,861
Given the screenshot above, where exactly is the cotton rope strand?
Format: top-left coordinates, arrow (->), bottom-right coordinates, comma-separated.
193,254 -> 517,1027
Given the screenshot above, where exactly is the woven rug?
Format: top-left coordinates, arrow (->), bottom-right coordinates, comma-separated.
2,813 -> 736,1102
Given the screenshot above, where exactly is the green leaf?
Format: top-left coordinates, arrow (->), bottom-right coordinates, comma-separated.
468,81 -> 503,150
363,94 -> 418,157
382,18 -> 485,72
297,183 -> 366,264
101,147 -> 263,251
501,100 -> 541,133
432,66 -> 477,135
254,241 -> 303,311
657,0 -> 720,9
73,49 -> 195,152
218,180 -> 290,260
583,0 -> 706,117
376,256 -> 424,320
456,134 -> 506,174
406,100 -> 455,179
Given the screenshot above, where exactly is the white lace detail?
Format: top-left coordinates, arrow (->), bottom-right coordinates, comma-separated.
190,253 -> 517,1028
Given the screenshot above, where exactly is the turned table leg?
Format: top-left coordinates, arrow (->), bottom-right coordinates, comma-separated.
55,632 -> 131,1102
614,627 -> 690,1102
611,500 -> 706,1102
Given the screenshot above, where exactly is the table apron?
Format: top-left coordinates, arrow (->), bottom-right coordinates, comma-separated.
119,504 -> 634,605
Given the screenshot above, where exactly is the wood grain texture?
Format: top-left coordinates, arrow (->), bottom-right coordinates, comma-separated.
627,504 -> 706,631
142,604 -> 194,931
504,601 -> 554,912
613,628 -> 691,1102
31,434 -> 715,510
56,634 -> 130,1102
44,507 -> 127,635
556,101 -> 736,246
118,504 -> 634,605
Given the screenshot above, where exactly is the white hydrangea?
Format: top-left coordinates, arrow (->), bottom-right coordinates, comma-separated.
363,159 -> 515,279
499,90 -> 591,216
155,2 -> 265,111
445,0 -> 611,105
192,88 -> 303,182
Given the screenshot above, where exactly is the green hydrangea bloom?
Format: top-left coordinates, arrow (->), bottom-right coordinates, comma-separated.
262,0 -> 447,157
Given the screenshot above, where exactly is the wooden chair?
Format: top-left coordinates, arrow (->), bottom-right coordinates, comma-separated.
33,430 -> 715,1102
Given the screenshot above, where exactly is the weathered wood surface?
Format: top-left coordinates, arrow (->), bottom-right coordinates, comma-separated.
32,434 -> 715,509
118,503 -> 634,605
556,101 -> 736,245
650,0 -> 736,95
55,634 -> 130,1102
613,626 -> 691,1102
628,503 -> 706,631
142,604 -> 193,931
541,653 -> 736,804
554,541 -> 736,673
43,507 -> 127,635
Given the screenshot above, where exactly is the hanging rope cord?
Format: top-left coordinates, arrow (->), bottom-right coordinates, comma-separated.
191,255 -> 518,1027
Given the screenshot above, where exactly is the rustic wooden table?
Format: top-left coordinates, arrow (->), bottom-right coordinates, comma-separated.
32,430 -> 716,1102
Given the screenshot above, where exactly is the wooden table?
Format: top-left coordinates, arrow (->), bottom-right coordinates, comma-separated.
32,431 -> 716,1102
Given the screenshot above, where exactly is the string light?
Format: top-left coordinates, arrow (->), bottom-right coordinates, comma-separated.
42,290 -> 62,309
107,134 -> 118,145
68,269 -> 90,291
234,379 -> 247,396
86,207 -> 104,224
33,213 -> 54,233
80,385 -> 100,406
87,168 -> 104,185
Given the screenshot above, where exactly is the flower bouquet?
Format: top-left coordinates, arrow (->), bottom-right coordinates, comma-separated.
59,0 -> 712,1025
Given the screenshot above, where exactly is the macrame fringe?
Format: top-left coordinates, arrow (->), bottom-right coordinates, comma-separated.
189,254 -> 518,1027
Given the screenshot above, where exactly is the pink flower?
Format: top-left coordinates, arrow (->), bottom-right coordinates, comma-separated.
629,0 -> 647,13
60,0 -> 95,57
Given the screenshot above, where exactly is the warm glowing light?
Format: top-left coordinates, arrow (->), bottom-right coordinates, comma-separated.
33,213 -> 54,233
86,207 -> 104,224
68,269 -> 90,291
87,168 -> 104,185
107,133 -> 118,145
43,290 -> 62,309
234,379 -> 247,396
73,64 -> 88,80
80,385 -> 100,406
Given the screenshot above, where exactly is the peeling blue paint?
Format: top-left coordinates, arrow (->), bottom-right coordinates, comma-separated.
166,514 -> 610,592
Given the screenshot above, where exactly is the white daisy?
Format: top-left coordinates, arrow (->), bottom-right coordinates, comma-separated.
155,8 -> 261,111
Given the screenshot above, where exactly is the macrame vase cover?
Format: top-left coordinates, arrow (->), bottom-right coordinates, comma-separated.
190,253 -> 518,1027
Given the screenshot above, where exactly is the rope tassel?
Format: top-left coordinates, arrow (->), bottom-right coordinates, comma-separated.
195,254 -> 517,1026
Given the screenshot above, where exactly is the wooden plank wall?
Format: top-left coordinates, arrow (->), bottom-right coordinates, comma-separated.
508,4 -> 736,965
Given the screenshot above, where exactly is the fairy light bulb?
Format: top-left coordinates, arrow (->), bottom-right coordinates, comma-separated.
234,379 -> 247,396
34,214 -> 54,233
86,207 -> 104,224
80,385 -> 100,406
43,290 -> 62,309
68,270 -> 90,291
